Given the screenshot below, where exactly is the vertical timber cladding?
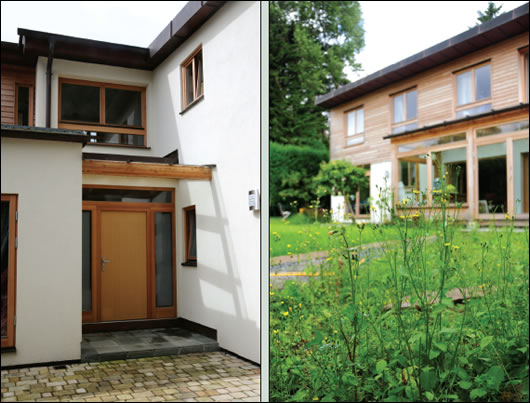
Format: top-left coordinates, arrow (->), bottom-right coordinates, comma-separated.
82,185 -> 176,324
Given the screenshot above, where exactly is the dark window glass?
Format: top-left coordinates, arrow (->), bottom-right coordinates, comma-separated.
82,211 -> 92,312
105,88 -> 142,127
83,188 -> 171,203
475,64 -> 491,101
478,143 -> 507,213
87,132 -> 144,146
195,51 -> 203,97
17,86 -> 30,126
406,90 -> 417,121
1,201 -> 9,338
186,208 -> 197,260
61,83 -> 100,123
155,213 -> 174,307
185,64 -> 194,105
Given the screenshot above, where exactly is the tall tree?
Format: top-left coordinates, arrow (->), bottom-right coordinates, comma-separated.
269,1 -> 364,147
476,2 -> 503,24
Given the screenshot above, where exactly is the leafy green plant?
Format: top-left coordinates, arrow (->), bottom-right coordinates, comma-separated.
270,167 -> 529,402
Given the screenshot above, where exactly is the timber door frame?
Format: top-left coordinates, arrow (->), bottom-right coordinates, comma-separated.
82,185 -> 176,324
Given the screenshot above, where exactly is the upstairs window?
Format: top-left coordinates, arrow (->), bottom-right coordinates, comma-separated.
16,85 -> 33,126
455,63 -> 491,118
345,107 -> 364,146
181,47 -> 204,110
58,78 -> 146,147
521,47 -> 529,102
392,88 -> 418,134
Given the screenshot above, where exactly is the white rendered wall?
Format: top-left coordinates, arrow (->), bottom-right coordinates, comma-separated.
151,1 -> 261,363
33,1 -> 260,363
1,138 -> 83,366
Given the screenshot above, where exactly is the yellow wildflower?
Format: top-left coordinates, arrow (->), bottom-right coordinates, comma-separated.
298,303 -> 302,308
445,242 -> 450,246
273,330 -> 279,335
452,245 -> 459,249
413,190 -> 420,194
402,198 -> 409,203
270,292 -> 274,296
283,311 -> 289,317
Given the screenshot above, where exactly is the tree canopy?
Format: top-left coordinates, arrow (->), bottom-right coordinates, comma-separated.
269,1 -> 364,147
476,2 -> 503,24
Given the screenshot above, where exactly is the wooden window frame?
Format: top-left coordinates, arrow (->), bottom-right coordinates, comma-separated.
183,206 -> 197,266
1,194 -> 17,349
454,61 -> 492,114
15,84 -> 34,126
58,78 -> 147,144
344,106 -> 365,147
81,185 -> 176,323
180,46 -> 204,112
391,87 -> 418,131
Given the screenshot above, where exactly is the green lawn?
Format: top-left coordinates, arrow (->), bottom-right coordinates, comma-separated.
271,215 -> 410,258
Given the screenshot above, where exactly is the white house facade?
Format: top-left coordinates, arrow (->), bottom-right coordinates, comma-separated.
1,1 -> 261,367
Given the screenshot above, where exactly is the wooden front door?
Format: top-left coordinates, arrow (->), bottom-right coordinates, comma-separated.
100,211 -> 148,321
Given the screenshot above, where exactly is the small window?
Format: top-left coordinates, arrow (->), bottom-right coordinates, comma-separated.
521,48 -> 529,102
392,88 -> 417,134
58,78 -> 146,146
345,107 -> 364,146
1,194 -> 17,348
181,47 -> 204,110
183,206 -> 197,266
455,63 -> 491,107
15,85 -> 33,126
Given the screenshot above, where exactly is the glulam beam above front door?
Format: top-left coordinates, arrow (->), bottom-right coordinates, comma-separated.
82,160 -> 212,180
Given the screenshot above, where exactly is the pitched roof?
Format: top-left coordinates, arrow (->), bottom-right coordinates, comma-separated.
315,2 -> 529,109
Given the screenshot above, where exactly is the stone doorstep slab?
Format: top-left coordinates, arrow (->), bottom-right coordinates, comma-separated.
81,328 -> 219,363
82,343 -> 220,362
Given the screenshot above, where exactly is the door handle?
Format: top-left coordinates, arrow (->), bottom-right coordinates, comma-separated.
101,256 -> 111,272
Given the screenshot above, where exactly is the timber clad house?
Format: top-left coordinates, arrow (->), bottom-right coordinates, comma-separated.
1,1 -> 260,366
317,3 -> 529,224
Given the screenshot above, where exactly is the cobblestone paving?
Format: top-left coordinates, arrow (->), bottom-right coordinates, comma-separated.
1,352 -> 260,402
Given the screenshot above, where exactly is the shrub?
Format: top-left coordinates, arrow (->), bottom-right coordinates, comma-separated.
270,142 -> 329,215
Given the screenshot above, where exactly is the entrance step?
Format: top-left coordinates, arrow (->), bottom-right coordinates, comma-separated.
81,327 -> 219,362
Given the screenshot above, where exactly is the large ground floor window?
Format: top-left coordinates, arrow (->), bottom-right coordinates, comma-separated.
392,116 -> 528,218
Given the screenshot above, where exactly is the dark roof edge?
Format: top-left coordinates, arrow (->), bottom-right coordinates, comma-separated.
1,124 -> 89,144
14,2 -> 227,71
316,2 -> 529,108
148,1 -> 226,67
383,103 -> 529,140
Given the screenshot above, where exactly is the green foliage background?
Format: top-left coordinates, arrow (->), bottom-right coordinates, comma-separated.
269,1 -> 364,147
270,142 -> 328,213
